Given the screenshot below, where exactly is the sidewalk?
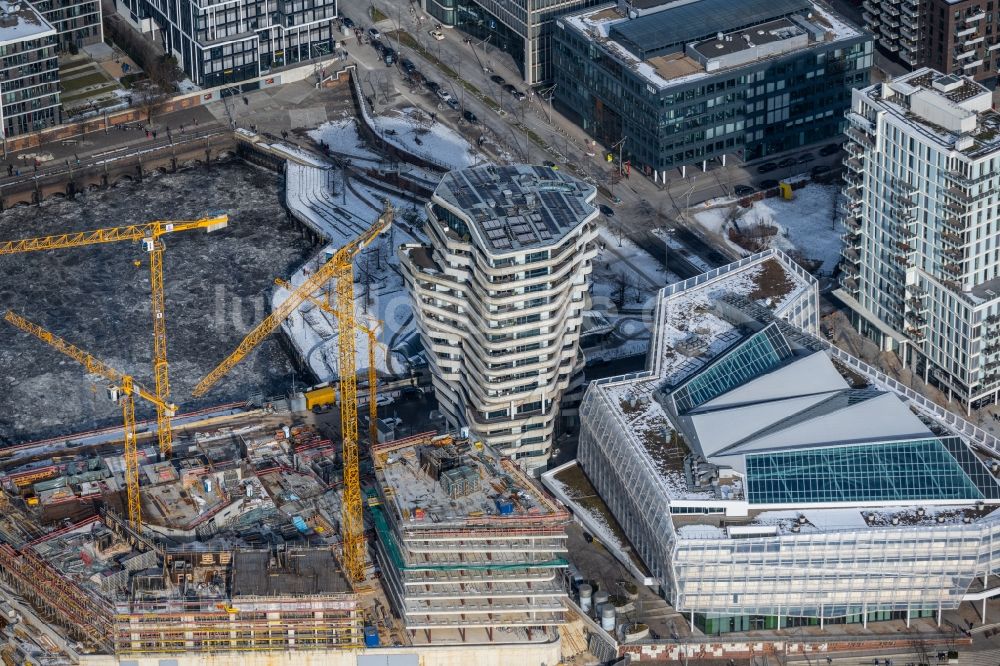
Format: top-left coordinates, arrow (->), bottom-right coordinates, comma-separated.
2,104 -> 218,169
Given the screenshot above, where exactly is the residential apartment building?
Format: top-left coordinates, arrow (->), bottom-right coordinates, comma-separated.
838,68 -> 1000,412
0,0 -> 61,138
115,0 -> 337,87
399,165 -> 598,473
861,0 -> 921,68
32,0 -> 102,50
552,0 -> 872,179
557,249 -> 1000,632
425,0 -> 604,84
862,0 -> 1000,87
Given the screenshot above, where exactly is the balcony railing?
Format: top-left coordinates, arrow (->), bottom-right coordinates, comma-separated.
846,126 -> 875,148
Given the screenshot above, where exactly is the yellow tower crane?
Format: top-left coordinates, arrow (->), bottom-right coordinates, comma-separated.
3,310 -> 176,531
275,277 -> 384,444
193,202 -> 393,583
0,215 -> 229,457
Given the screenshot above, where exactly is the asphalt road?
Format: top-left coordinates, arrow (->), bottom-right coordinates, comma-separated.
338,4 -> 849,276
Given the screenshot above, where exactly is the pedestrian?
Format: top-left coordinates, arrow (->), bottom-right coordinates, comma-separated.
6,164 -> 11,176
146,129 -> 150,138
153,130 -> 157,139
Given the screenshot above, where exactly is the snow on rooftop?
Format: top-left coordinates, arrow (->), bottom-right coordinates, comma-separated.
654,256 -> 810,382
561,0 -> 861,91
0,1 -> 55,46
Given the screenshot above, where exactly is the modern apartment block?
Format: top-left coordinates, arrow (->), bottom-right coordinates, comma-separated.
425,0 -> 604,84
0,0 -> 60,139
115,0 -> 337,87
552,0 -> 872,179
861,0 -> 921,68
399,165 -> 598,473
563,249 -> 1000,632
31,0 -> 102,50
838,68 -> 1000,412
370,435 -> 571,643
862,0 -> 1000,87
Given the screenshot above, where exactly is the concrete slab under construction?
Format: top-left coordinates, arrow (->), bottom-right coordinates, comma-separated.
370,434 -> 572,644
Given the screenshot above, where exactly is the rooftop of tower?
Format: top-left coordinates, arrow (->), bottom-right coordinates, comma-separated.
432,165 -> 597,253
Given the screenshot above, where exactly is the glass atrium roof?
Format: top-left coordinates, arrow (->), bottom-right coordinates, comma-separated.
671,324 -> 792,414
745,437 -> 1000,505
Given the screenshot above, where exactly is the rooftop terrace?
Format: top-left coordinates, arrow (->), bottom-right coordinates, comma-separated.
433,165 -> 595,253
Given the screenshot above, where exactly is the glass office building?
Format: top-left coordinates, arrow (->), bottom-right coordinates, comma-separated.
576,250 -> 1000,632
426,0 -> 604,84
552,0 -> 872,178
117,0 -> 337,86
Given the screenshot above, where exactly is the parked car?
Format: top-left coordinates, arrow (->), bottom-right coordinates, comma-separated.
512,90 -> 526,101
759,179 -> 779,189
796,152 -> 814,164
429,29 -> 445,40
819,142 -> 842,156
756,162 -> 777,173
400,58 -> 416,73
409,70 -> 425,85
543,160 -> 557,167
426,80 -> 441,92
490,74 -> 506,85
778,157 -> 797,168
370,38 -> 383,53
341,17 -> 354,28
502,83 -> 517,95
811,164 -> 832,177
463,110 -> 478,123
446,97 -> 460,110
598,204 -> 615,216
436,88 -> 452,101
382,48 -> 396,65
734,184 -> 755,197
368,27 -> 381,40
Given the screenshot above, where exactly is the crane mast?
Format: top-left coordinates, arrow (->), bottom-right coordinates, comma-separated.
4,310 -> 173,531
192,204 -> 392,399
0,214 -> 228,457
196,203 -> 393,583
274,278 -> 383,445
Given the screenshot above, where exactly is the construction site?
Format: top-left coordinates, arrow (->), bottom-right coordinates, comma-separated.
370,435 -> 572,645
0,64 -> 584,664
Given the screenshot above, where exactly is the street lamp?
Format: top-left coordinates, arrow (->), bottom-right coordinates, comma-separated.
608,137 -> 626,199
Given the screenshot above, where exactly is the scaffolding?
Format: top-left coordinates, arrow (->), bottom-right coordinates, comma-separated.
370,436 -> 571,637
0,544 -> 114,651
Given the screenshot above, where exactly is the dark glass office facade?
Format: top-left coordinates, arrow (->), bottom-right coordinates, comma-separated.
427,0 -> 603,83
552,15 -> 872,175
137,0 -> 337,87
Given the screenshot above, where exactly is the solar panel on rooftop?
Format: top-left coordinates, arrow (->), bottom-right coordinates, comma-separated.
608,0 -> 811,58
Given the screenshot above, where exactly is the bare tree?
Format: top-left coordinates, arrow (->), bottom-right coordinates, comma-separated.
611,270 -> 635,310
135,82 -> 166,123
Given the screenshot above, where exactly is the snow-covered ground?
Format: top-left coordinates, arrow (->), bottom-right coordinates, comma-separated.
693,184 -> 843,273
591,227 -> 669,313
279,172 -> 427,383
309,117 -> 383,164
370,107 -> 484,170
